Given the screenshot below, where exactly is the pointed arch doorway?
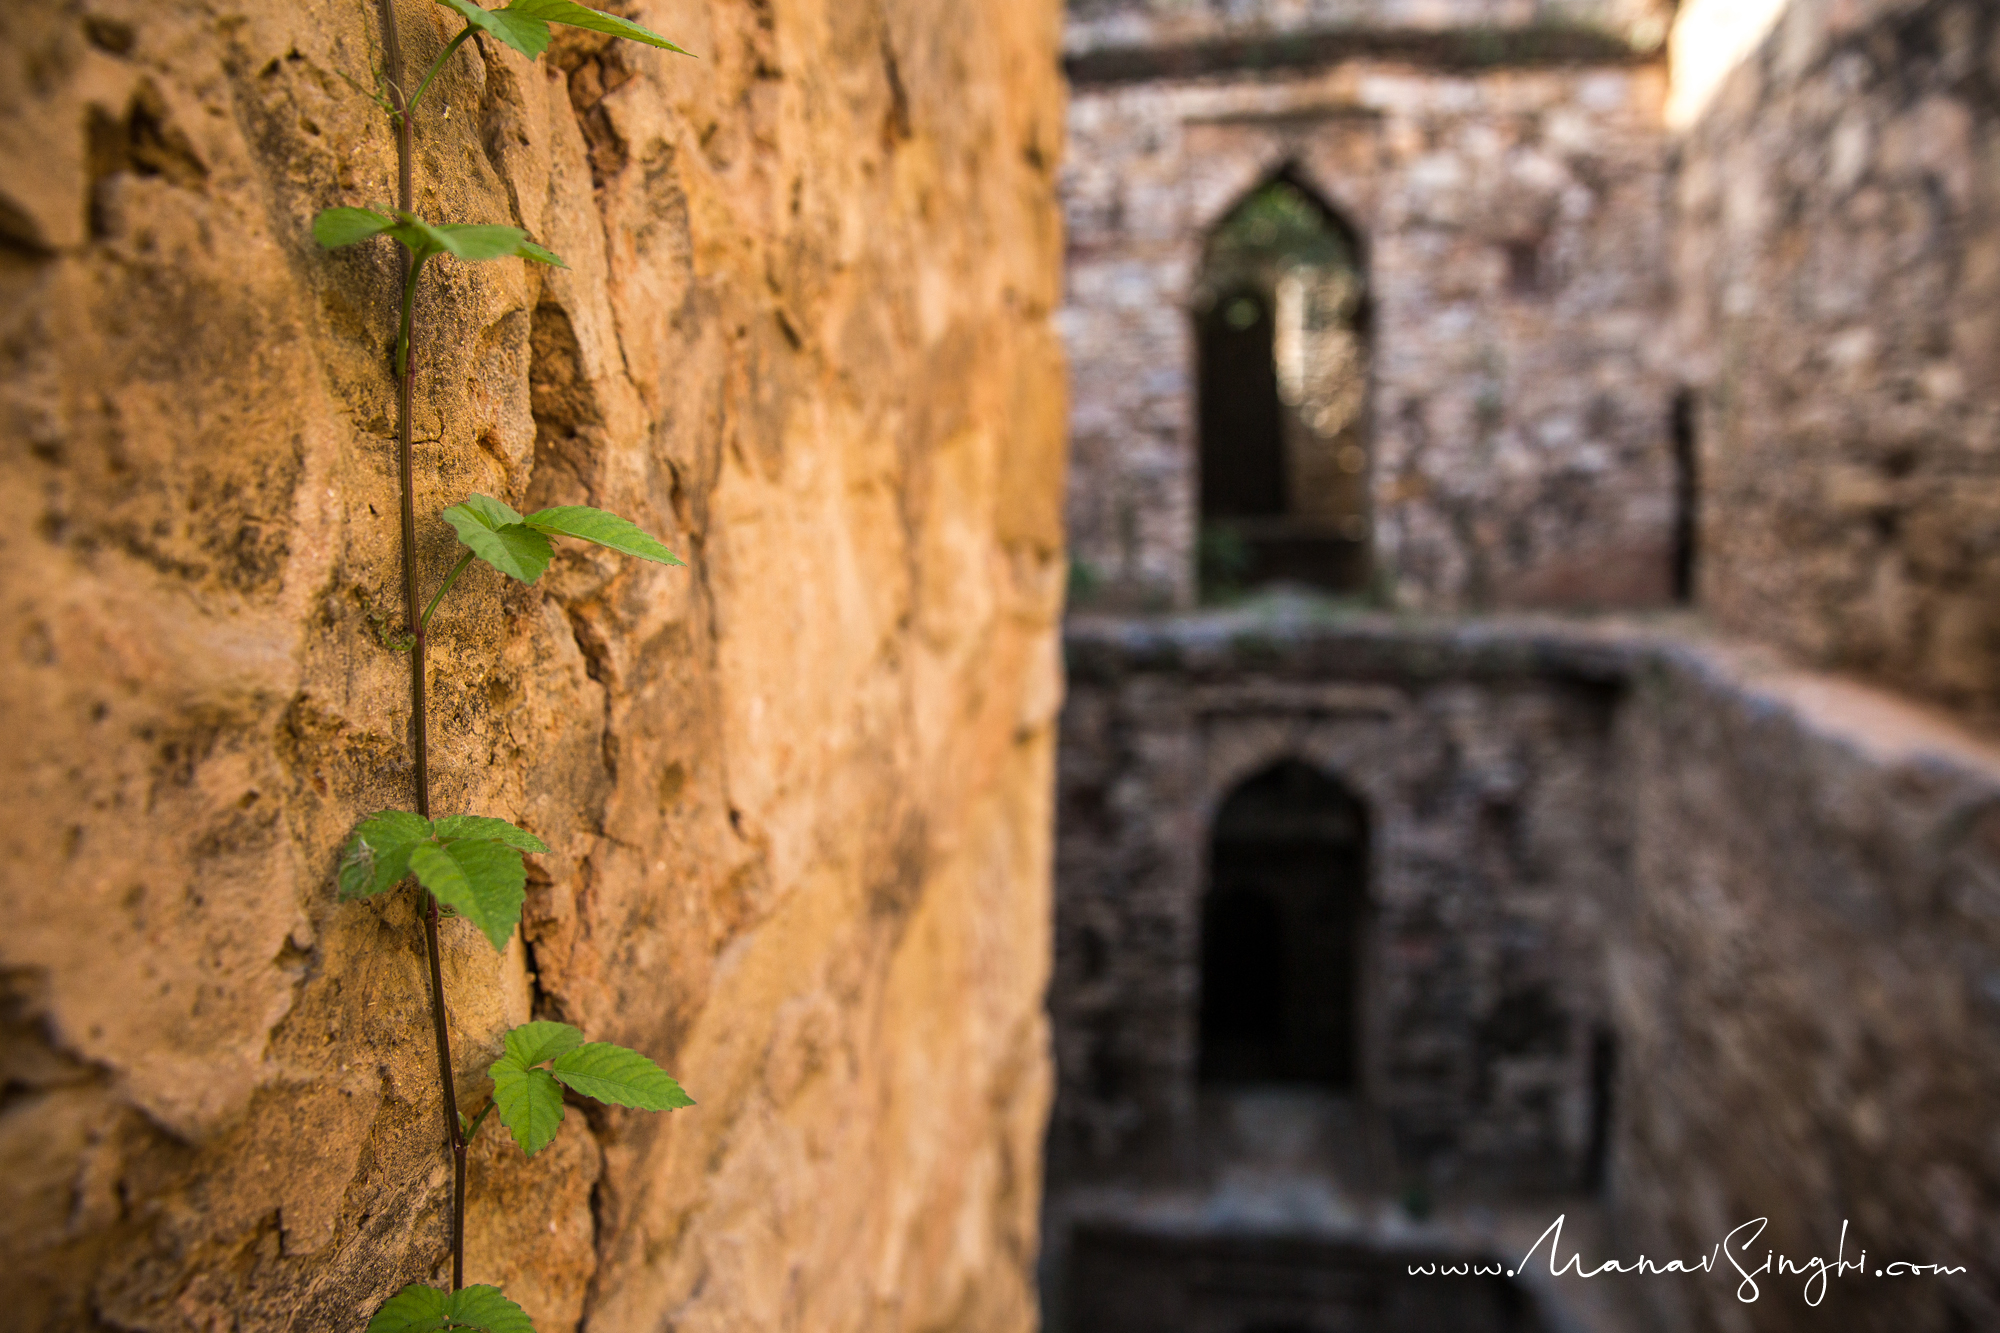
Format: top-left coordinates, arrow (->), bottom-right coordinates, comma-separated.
1198,758 -> 1370,1089
1194,171 -> 1373,598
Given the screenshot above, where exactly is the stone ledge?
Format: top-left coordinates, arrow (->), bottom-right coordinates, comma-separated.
1065,604 -> 2000,788
1065,24 -> 1659,88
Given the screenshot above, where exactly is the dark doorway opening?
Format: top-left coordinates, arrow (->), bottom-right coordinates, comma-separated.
1670,389 -> 1698,605
1195,171 -> 1373,598
1199,759 -> 1369,1088
1582,1027 -> 1617,1192
1198,288 -> 1287,518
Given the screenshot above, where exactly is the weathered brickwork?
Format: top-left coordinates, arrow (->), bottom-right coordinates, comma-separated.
1674,0 -> 2000,717
1062,47 -> 1680,611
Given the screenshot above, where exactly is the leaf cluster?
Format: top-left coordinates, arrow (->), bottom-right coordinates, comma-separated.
486,1021 -> 694,1156
366,1284 -> 533,1333
339,812 -> 548,950
442,494 -> 684,584
313,207 -> 566,269
436,0 -> 692,60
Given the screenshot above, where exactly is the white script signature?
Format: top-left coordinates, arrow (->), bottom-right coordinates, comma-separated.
1408,1215 -> 1967,1305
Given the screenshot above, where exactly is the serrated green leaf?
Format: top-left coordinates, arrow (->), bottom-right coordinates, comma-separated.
503,0 -> 693,54
442,497 -> 554,584
445,1286 -> 537,1333
365,1283 -> 536,1333
437,0 -> 555,59
502,1020 -> 585,1069
314,206 -> 396,250
365,1283 -> 452,1333
338,810 -> 434,900
433,815 -> 551,854
408,839 -> 527,950
523,506 -> 684,567
458,493 -> 527,527
492,1061 -> 566,1155
551,1042 -> 694,1110
373,208 -> 557,266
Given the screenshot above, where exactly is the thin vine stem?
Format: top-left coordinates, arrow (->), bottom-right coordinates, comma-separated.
423,550 -> 478,629
462,1099 -> 496,1145
379,0 -> 469,1293
406,24 -> 475,120
395,250 -> 431,380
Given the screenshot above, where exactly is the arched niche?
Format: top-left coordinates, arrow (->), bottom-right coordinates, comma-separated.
1192,168 -> 1373,598
1197,757 -> 1370,1089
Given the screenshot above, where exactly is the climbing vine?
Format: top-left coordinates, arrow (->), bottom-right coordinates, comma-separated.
316,3 -> 694,1329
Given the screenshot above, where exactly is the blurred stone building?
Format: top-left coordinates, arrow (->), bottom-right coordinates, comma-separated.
1044,1 -> 2000,1331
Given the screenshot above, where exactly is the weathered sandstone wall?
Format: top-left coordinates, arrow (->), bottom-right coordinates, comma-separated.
1672,0 -> 2000,718
0,0 -> 1067,1329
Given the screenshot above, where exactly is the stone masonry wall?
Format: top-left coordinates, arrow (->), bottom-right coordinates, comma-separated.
1047,613 -> 2000,1329
0,1 -> 1067,1329
1062,50 -> 1678,611
1672,0 -> 2000,719
1611,646 -> 2000,1332
1051,610 -> 1627,1193
1065,0 -> 1678,61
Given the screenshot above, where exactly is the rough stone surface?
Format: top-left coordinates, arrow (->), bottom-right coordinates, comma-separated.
1061,50 -> 1679,611
0,0 -> 1066,1329
1044,609 -> 2000,1330
1043,0 -> 2000,1329
1672,0 -> 2000,719
1051,607 -> 1629,1194
1612,644 -> 2000,1332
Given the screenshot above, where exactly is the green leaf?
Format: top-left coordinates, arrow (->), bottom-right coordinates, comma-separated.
365,1284 -> 451,1333
408,839 -> 527,950
437,0 -> 556,59
368,206 -> 565,266
338,810 -> 433,900
442,495 -> 554,584
433,815 -> 551,854
458,493 -> 527,527
430,223 -> 528,261
523,506 -> 684,567
502,1020 -> 585,1069
491,1062 -> 566,1155
365,1283 -> 537,1333
551,1042 -> 694,1110
314,206 -> 396,250
438,0 -> 693,59
503,0 -> 693,54
445,1287 -> 536,1333
518,239 -> 567,268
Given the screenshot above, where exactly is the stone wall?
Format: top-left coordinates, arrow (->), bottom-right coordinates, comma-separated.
1050,609 -> 1628,1193
1065,0 -> 1678,62
1062,48 -> 1678,611
1047,611 -> 2000,1328
0,1 -> 1066,1329
1671,0 -> 2000,719
1611,646 -> 2000,1332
